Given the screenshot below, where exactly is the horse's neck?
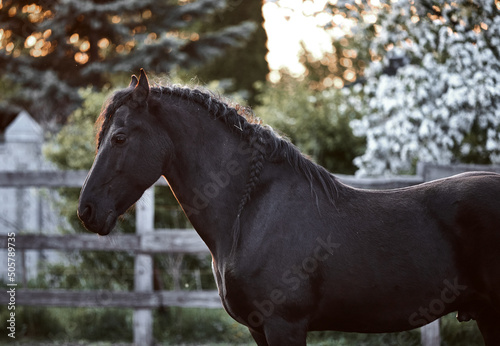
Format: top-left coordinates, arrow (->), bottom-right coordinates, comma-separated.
160,103 -> 251,256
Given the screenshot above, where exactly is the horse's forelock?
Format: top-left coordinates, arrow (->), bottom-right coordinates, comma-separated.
96,89 -> 134,151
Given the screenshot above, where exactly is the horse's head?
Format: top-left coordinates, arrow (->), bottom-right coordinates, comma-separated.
78,69 -> 170,235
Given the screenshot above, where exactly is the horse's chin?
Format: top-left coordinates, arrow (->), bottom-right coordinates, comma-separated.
97,211 -> 117,236
84,210 -> 117,236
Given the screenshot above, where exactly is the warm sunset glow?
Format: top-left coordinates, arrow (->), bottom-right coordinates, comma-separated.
5,42 -> 14,52
263,0 -> 334,79
98,38 -> 109,49
343,69 -> 356,82
323,76 -> 334,87
142,10 -> 152,19
190,32 -> 199,41
69,33 -> 79,44
125,40 -> 135,51
262,0 -> 371,83
74,52 -> 89,64
340,57 -> 352,68
332,76 -> 344,88
8,6 -> 16,17
144,32 -> 157,44
363,13 -> 377,24
80,40 -> 90,52
25,35 -> 37,48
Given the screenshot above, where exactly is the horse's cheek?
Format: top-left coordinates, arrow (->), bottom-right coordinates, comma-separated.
150,134 -> 173,170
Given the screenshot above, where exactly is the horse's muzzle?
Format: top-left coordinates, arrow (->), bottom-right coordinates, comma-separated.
77,202 -> 116,235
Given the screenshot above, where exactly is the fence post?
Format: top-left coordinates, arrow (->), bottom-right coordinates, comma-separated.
134,187 -> 154,346
421,319 -> 440,346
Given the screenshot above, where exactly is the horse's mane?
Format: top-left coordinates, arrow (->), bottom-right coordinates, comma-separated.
98,83 -> 339,251
151,85 -> 339,204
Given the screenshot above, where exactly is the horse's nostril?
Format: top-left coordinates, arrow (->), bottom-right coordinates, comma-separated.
78,204 -> 93,223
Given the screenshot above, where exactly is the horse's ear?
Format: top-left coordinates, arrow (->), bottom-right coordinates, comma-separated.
129,75 -> 138,88
131,69 -> 149,105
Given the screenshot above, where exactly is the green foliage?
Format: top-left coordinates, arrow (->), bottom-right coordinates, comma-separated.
154,185 -> 192,230
0,306 -> 65,340
36,254 -> 135,291
440,313 -> 483,346
308,329 -> 420,346
0,76 -> 21,131
255,78 -> 366,174
308,314 -> 482,345
154,308 -> 252,344
67,308 -> 133,342
44,86 -> 106,170
3,306 -> 483,345
194,0 -> 269,104
0,306 -> 132,343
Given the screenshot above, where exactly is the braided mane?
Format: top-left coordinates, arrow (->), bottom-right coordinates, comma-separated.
152,85 -> 339,253
98,84 -> 339,253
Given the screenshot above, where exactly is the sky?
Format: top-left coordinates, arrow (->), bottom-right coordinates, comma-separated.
262,0 -> 347,82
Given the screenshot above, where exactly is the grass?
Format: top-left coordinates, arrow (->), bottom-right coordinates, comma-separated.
1,307 -> 484,345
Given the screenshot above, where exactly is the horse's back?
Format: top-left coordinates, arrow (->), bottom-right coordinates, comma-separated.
406,171 -> 500,321
428,171 -> 500,256
403,171 -> 500,287
435,172 -> 500,341
311,171 -> 500,331
444,172 -> 500,300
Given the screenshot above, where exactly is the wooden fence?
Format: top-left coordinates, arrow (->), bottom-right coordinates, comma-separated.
1,162 -> 499,345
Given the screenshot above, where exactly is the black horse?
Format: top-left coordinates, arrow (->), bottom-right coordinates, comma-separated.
78,70 -> 500,345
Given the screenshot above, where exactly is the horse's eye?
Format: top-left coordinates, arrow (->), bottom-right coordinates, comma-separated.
113,134 -> 127,145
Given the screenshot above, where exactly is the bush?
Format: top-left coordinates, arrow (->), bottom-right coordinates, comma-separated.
0,306 -> 64,341
254,78 -> 365,175
154,307 -> 252,344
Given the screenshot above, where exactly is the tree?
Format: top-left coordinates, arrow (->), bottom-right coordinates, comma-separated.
263,0 -> 379,90
0,0 -> 256,131
255,76 -> 365,174
338,0 -> 500,175
193,0 -> 269,105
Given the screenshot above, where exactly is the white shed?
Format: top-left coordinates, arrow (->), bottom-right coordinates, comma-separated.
0,111 -> 63,282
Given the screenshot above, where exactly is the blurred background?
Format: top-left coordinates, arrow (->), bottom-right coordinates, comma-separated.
0,0 -> 499,344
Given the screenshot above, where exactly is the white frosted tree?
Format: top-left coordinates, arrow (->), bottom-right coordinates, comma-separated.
342,0 -> 500,175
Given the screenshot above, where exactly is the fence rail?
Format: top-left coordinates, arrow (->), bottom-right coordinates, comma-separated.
0,170 -> 168,188
0,170 -> 88,187
0,170 -> 422,189
1,289 -> 221,309
0,230 -> 208,254
336,174 -> 423,189
2,163 -> 500,345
